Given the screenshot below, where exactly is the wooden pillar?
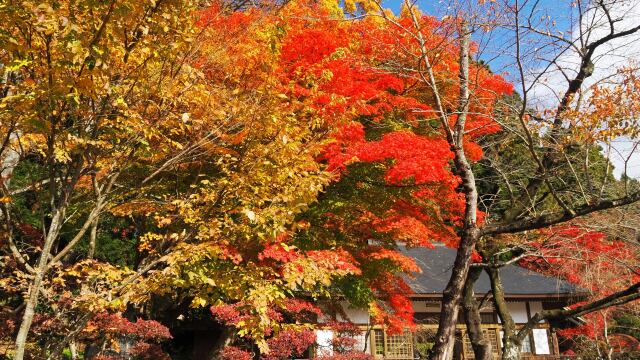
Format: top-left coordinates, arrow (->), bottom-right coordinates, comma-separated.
551,330 -> 560,357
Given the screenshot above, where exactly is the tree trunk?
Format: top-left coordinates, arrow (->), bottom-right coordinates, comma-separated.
463,267 -> 493,360
69,341 -> 78,360
430,231 -> 479,360
0,135 -> 19,185
501,344 -> 521,360
487,267 -> 521,360
87,218 -> 98,259
14,208 -> 65,360
430,22 -> 480,360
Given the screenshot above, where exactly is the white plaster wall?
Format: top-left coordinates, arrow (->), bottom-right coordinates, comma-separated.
510,301 -> 529,323
316,330 -> 334,356
497,302 -> 528,323
412,300 -> 440,312
529,301 -> 544,320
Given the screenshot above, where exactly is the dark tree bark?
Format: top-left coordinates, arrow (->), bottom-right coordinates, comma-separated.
487,267 -> 522,360
463,267 -> 493,360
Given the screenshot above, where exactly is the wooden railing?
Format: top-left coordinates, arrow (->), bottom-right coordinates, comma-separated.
369,323 -> 561,360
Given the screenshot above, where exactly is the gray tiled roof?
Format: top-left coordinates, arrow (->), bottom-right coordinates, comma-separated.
400,245 -> 579,296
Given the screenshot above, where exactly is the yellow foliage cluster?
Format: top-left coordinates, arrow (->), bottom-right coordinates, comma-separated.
564,68 -> 640,143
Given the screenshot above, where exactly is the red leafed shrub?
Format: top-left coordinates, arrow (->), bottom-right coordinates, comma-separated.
261,329 -> 316,360
82,313 -> 172,360
283,299 -> 322,316
86,312 -> 171,341
331,335 -> 358,351
282,299 -> 322,322
93,356 -> 121,360
130,342 -> 171,360
210,302 -> 247,326
221,346 -> 253,360
317,353 -> 374,360
608,333 -> 640,353
130,318 -> 172,340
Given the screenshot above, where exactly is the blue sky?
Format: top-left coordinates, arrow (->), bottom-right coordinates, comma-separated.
377,0 -> 575,76
371,0 -> 640,178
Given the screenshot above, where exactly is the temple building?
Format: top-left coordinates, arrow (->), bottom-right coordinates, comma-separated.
314,245 -> 580,360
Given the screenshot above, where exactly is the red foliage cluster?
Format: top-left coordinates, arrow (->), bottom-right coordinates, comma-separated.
212,299 -> 322,329
279,23 -> 427,123
0,312 -> 15,339
607,333 -> 640,353
258,242 -> 300,263
317,353 -> 373,360
368,273 -> 415,334
521,225 -> 638,293
29,312 -> 68,336
219,329 -> 314,360
14,223 -> 44,247
261,329 -> 316,360
84,312 -> 171,341
221,346 -> 253,360
280,29 -> 349,71
282,299 -> 323,322
522,225 -> 640,341
130,342 -> 172,360
365,247 -> 420,273
319,122 -> 366,173
370,206 -> 460,247
307,249 -> 362,274
470,251 -> 483,263
93,356 -> 121,360
210,303 -> 246,327
357,131 -> 454,186
258,243 -> 361,277
388,294 -> 415,326
196,2 -> 255,30
332,325 -> 361,351
80,313 -> 172,359
210,301 -> 285,329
